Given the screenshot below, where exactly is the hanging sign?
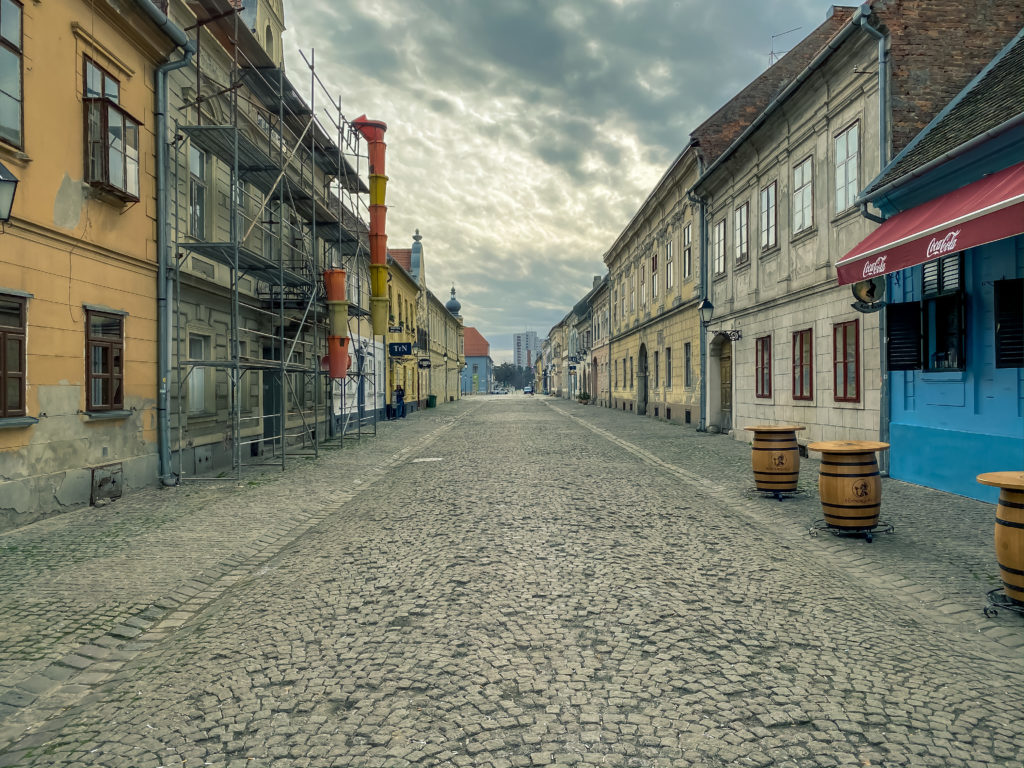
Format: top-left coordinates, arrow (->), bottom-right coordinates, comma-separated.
417,358 -> 432,369
389,342 -> 412,356
851,277 -> 887,313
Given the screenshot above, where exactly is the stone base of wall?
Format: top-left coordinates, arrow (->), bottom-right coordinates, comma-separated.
0,453 -> 159,534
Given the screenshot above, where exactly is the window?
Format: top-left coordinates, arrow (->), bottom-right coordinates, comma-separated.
188,334 -> 209,415
683,224 -> 692,280
665,347 -> 672,388
0,0 -> 23,148
666,240 -> 674,289
835,123 -> 859,213
713,219 -> 726,275
653,351 -> 659,388
760,181 -> 777,250
86,310 -> 124,412
189,145 -> 207,239
734,202 -> 749,264
0,293 -> 25,417
83,58 -> 139,201
651,253 -> 658,300
922,254 -> 965,371
684,342 -> 691,388
833,320 -> 859,402
793,157 -> 813,233
995,278 -> 1023,368
630,272 -> 635,312
755,335 -> 771,398
630,356 -> 634,389
792,329 -> 813,401
640,263 -> 646,306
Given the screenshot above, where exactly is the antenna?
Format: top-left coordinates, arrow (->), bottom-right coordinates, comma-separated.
769,26 -> 802,65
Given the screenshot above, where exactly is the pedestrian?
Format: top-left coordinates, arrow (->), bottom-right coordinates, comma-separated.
395,383 -> 405,418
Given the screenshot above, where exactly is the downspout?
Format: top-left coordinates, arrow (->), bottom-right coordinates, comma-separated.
857,3 -> 891,468
688,159 -> 708,432
138,0 -> 195,486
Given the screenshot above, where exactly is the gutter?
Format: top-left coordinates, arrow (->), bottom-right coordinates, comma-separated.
136,0 -> 196,486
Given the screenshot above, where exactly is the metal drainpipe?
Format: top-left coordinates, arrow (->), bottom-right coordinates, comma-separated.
138,0 -> 195,486
688,174 -> 708,431
858,4 -> 891,469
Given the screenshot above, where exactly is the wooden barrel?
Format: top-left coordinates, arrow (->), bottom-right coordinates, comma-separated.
995,487 -> 1024,604
746,426 -> 803,493
810,443 -> 887,530
978,473 -> 1024,605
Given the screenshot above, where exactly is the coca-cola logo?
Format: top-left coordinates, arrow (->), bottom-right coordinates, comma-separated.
926,229 -> 960,259
862,255 -> 887,277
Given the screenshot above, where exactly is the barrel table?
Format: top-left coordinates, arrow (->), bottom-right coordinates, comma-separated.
977,471 -> 1024,615
807,441 -> 890,541
744,425 -> 805,499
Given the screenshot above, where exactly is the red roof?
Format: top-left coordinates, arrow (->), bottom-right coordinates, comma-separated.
389,248 -> 412,273
463,327 -> 490,357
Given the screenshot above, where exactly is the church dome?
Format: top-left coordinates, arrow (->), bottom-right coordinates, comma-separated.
445,286 -> 461,315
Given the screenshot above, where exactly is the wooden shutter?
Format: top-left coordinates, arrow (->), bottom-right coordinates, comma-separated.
995,278 -> 1023,369
886,301 -> 922,371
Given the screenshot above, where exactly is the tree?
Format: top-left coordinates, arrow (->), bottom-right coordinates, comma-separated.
494,363 -> 533,389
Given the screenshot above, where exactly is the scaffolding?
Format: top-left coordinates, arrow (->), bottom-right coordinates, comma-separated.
169,5 -> 379,482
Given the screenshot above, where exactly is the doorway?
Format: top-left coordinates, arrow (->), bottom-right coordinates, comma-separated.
637,344 -> 649,416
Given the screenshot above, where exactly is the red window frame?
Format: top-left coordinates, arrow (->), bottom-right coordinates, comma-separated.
792,329 -> 813,401
833,319 -> 860,402
755,335 -> 772,398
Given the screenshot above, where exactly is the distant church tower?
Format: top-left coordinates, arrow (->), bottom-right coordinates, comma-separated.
237,0 -> 286,67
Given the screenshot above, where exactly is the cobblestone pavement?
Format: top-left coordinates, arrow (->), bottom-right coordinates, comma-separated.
0,397 -> 1021,767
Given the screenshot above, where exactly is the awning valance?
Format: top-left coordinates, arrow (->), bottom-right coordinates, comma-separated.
836,162 -> 1024,285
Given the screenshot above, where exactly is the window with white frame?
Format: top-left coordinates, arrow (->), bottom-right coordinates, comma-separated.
666,239 -> 674,289
188,334 -> 210,415
835,123 -> 859,213
84,57 -> 140,201
651,253 -> 658,299
793,157 -> 813,233
0,0 -> 23,148
734,202 -> 749,264
640,263 -> 646,306
683,224 -> 692,279
713,219 -> 726,275
630,272 -> 635,312
760,180 -> 777,250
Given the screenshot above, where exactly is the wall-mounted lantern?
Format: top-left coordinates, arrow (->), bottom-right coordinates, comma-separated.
0,160 -> 19,224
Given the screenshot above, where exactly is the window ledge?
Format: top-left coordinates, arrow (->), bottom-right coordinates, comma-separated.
734,260 -> 751,274
84,409 -> 132,421
0,142 -> 31,167
922,370 -> 967,382
759,245 -> 781,261
791,227 -> 818,246
831,206 -> 862,226
0,416 -> 39,429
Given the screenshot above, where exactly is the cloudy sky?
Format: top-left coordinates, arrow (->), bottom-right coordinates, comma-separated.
282,0 -> 830,362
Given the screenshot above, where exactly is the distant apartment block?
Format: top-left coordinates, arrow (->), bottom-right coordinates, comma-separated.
513,332 -> 540,369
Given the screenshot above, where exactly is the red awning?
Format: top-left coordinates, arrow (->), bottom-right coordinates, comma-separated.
836,161 -> 1024,285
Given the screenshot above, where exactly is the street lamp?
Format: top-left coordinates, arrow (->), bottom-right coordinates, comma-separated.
698,297 -> 741,340
0,160 -> 19,224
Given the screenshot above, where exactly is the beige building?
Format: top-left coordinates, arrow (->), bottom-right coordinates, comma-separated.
692,8 -> 882,443
589,276 -> 610,407
0,0 -> 178,529
605,146 -> 703,426
425,287 -> 464,406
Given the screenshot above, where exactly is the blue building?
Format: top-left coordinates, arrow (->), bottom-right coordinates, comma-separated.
838,29 -> 1024,501
461,326 -> 493,395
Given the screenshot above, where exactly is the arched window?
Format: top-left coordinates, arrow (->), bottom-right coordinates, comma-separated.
265,25 -> 274,59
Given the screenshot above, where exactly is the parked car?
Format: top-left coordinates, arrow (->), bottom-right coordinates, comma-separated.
523,386 -> 533,395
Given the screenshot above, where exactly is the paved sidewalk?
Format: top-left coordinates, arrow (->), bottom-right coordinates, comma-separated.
0,396 -> 1019,767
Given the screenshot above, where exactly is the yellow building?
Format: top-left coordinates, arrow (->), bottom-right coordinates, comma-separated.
0,0 -> 179,529
386,251 -> 420,412
606,146 -> 703,426
426,287 -> 464,405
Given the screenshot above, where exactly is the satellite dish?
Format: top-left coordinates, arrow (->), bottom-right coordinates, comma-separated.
851,276 -> 886,313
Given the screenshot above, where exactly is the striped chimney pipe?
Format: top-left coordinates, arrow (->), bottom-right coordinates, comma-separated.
353,115 -> 389,338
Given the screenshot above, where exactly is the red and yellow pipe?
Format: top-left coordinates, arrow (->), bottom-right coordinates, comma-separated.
353,115 -> 389,338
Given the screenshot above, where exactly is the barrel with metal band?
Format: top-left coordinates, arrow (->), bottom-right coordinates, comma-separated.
744,425 -> 804,494
977,472 -> 1024,605
808,441 -> 889,531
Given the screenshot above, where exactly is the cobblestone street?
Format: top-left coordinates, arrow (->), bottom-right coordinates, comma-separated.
1,397 -> 1022,768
